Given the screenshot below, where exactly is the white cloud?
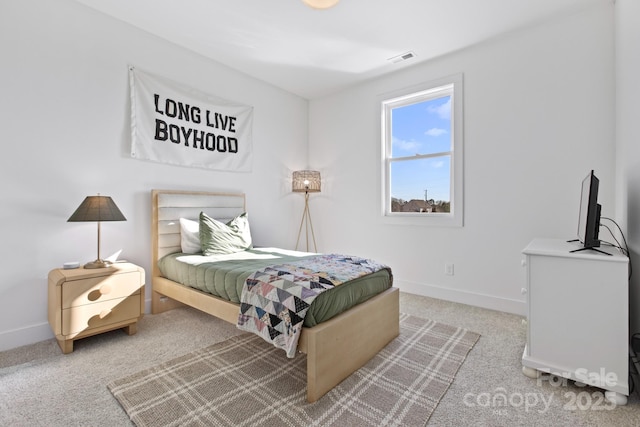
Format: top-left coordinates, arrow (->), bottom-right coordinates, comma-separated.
432,160 -> 445,168
425,127 -> 447,137
392,137 -> 421,152
428,97 -> 451,120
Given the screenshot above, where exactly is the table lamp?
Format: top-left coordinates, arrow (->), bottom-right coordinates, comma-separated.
67,194 -> 127,268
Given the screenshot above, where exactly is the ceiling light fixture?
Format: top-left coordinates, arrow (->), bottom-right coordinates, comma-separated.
302,0 -> 340,10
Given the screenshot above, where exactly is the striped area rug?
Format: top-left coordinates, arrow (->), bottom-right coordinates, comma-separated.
108,313 -> 479,427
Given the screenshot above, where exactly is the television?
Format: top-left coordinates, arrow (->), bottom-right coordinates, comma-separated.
570,170 -> 609,255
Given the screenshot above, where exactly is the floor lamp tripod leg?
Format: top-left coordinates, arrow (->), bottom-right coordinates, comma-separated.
306,201 -> 317,253
295,203 -> 306,251
295,192 -> 317,253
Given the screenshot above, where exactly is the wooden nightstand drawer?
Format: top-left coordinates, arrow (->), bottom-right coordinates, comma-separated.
61,271 -> 142,309
62,294 -> 142,335
48,262 -> 145,353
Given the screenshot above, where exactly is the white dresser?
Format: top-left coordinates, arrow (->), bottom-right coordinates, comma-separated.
521,238 -> 629,405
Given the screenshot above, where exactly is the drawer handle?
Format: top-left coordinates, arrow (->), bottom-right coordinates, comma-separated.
99,284 -> 112,295
99,309 -> 112,319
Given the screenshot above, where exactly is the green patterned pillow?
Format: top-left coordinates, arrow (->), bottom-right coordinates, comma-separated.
199,211 -> 252,255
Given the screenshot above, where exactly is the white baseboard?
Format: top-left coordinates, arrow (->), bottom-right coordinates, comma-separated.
1,290 -> 523,353
1,300 -> 155,353
0,322 -> 53,352
397,279 -> 526,316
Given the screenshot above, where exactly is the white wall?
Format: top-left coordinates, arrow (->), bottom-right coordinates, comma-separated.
1,0 -> 628,352
616,0 -> 640,337
0,0 -> 308,350
308,2 -> 615,315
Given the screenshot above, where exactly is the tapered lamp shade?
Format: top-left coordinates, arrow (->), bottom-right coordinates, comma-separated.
68,196 -> 127,222
68,195 -> 126,269
292,170 -> 321,193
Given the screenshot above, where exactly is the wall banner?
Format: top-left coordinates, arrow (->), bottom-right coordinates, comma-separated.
129,67 -> 253,172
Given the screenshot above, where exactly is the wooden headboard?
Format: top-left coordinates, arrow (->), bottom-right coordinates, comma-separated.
151,189 -> 246,280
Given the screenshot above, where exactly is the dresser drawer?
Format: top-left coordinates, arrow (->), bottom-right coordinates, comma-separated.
62,294 -> 141,335
62,271 -> 142,309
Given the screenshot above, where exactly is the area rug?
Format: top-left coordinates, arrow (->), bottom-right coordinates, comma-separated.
108,313 -> 480,427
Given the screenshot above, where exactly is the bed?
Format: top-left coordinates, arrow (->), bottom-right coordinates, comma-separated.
151,189 -> 400,402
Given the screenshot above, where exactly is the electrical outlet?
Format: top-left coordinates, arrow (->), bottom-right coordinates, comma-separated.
445,263 -> 454,276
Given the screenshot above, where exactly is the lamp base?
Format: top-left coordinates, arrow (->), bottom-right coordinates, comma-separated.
295,192 -> 318,253
83,259 -> 113,269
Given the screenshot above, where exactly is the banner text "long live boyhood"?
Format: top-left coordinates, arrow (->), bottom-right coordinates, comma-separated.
153,94 -> 238,153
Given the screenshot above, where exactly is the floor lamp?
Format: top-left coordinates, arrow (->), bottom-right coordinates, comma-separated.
293,170 -> 321,252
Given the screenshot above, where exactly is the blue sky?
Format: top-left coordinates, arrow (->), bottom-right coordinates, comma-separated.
390,95 -> 452,202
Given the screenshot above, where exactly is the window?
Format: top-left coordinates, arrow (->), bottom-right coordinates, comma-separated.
381,74 -> 463,226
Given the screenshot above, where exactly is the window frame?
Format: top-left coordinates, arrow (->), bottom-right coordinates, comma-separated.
380,73 -> 464,227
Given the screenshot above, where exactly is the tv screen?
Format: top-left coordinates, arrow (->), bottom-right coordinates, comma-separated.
573,170 -> 607,254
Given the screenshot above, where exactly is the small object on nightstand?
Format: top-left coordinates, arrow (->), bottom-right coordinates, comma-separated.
47,262 -> 145,354
63,261 -> 80,269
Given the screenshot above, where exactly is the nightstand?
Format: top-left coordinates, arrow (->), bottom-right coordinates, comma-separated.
48,262 -> 145,354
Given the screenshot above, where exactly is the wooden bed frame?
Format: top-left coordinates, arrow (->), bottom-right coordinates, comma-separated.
150,189 -> 400,403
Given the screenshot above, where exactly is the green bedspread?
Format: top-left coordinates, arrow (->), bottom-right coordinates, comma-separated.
157,247 -> 392,327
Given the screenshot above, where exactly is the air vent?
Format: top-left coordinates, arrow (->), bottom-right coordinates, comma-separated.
387,51 -> 416,64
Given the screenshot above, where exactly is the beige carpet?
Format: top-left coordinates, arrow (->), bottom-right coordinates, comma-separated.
108,313 -> 479,427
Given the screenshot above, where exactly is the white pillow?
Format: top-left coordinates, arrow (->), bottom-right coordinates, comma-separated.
179,218 -> 201,254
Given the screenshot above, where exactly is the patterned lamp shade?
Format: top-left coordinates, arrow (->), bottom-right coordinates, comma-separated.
292,170 -> 321,193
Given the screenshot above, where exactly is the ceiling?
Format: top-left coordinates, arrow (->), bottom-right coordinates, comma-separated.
74,0 -> 600,99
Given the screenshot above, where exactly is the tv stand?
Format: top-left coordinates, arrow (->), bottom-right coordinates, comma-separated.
521,238 -> 629,405
569,246 -> 612,256
566,239 -> 611,255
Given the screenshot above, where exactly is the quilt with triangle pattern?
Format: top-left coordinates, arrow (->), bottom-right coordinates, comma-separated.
236,254 -> 390,358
